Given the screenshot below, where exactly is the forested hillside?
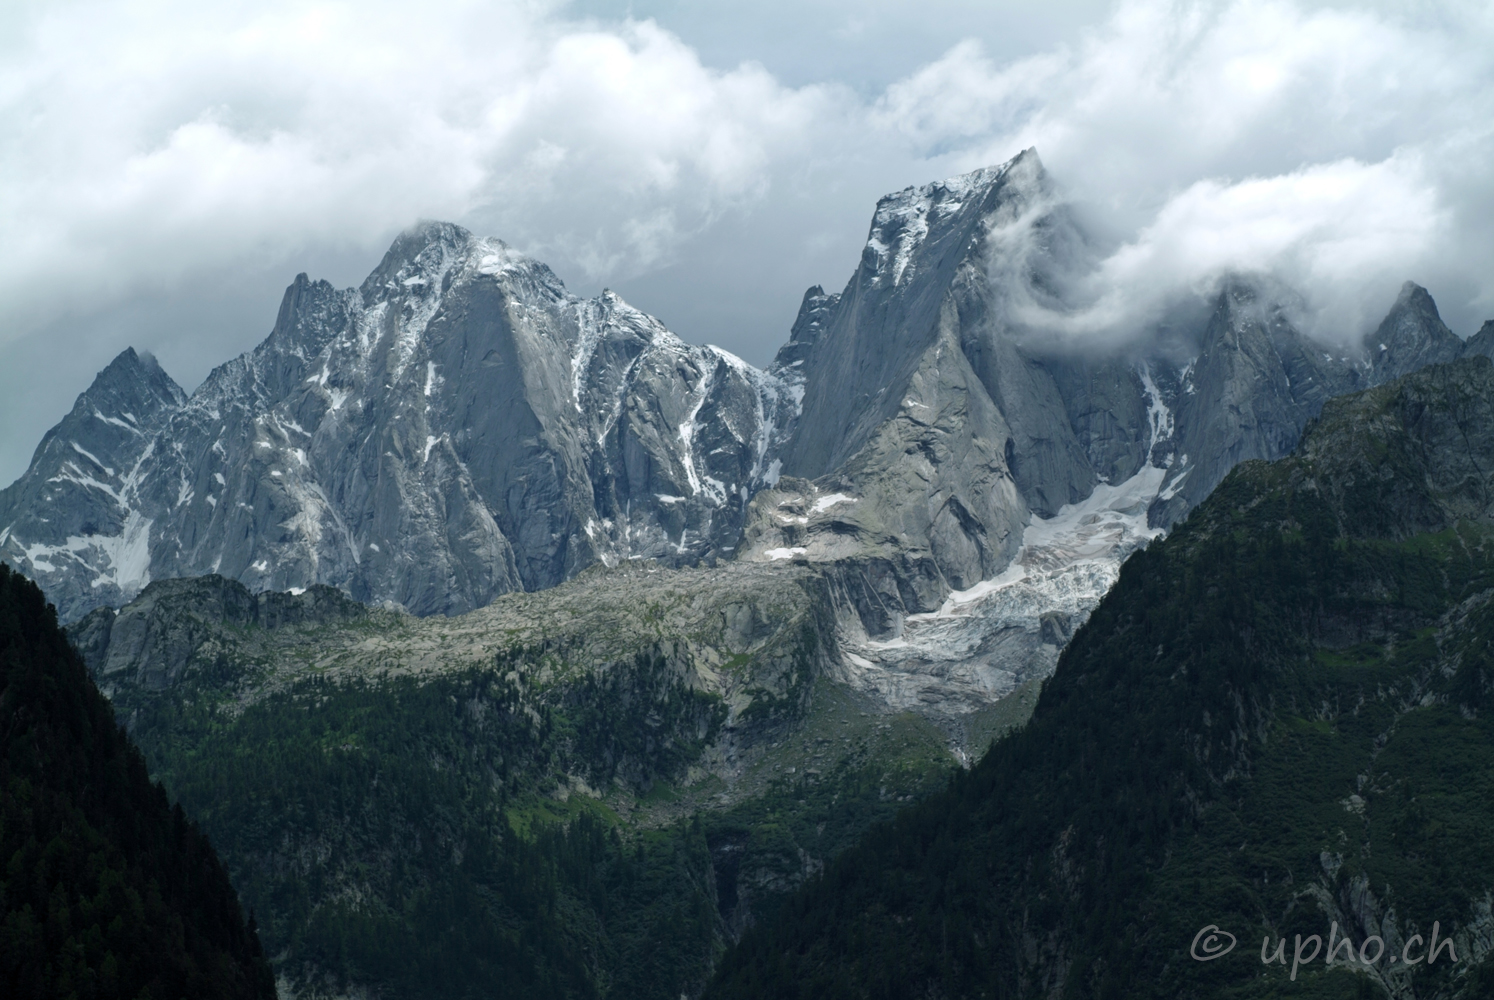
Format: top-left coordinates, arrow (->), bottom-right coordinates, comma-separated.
0,563 -> 276,1000
68,563 -> 975,998
709,357 -> 1494,999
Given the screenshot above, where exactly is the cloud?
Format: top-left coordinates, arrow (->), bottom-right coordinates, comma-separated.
1101,153 -> 1445,341
5,0 -> 1489,345
471,20 -> 846,275
875,0 -> 1494,345
0,0 -> 844,333
987,151 -> 1448,349
1,0 -> 1492,485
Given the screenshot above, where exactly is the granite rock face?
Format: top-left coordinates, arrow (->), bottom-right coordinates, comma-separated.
1462,319 -> 1494,361
1366,280 -> 1466,381
1,225 -> 797,621
5,150 -> 1489,716
1154,276 -> 1489,525
1147,281 -> 1365,524
0,349 -> 185,619
733,152 -> 1489,709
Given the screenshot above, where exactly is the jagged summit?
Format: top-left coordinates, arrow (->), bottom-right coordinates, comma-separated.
0,345 -> 185,619
4,153 -> 1490,671
782,151 -> 1046,482
0,221 -> 798,621
1366,279 -> 1465,381
1464,318 -> 1494,360
1144,277 -> 1363,524
69,346 -> 185,424
860,150 -> 1045,292
770,285 -> 838,374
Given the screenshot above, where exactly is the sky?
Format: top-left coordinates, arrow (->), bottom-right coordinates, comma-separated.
1,0 -> 1492,486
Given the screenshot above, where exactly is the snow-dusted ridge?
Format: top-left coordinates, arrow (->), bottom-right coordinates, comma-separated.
3,150 -> 1459,729
0,223 -> 804,621
866,162 -> 1012,289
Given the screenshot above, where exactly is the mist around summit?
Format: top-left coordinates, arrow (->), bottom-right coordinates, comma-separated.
3,0 -> 1493,488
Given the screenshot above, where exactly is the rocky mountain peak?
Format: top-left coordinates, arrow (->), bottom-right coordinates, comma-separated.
782,153 -> 1047,484
1149,276 -> 1361,523
859,150 -> 1044,294
361,220 -> 477,295
1204,277 -> 1313,361
1,219 -> 800,621
0,344 -> 187,618
78,347 -> 187,425
770,285 -> 839,374
1367,279 -> 1464,380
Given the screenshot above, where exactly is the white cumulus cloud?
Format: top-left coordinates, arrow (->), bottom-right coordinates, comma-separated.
0,0 -> 1492,484
875,0 -> 1494,345
0,0 -> 844,332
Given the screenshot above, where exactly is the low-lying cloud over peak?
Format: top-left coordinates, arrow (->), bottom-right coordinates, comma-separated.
980,148 -> 1447,352
0,1 -> 843,325
883,1 -> 1492,348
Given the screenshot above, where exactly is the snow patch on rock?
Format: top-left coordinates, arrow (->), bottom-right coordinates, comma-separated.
837,361 -> 1180,716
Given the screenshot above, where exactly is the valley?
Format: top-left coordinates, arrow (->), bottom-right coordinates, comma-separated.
66,564 -> 972,998
4,147 -> 1493,998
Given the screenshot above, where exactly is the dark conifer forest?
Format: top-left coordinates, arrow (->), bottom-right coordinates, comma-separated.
0,563 -> 277,1000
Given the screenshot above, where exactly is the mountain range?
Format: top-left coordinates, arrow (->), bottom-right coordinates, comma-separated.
5,148 -> 1489,721
10,147 -> 1494,999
